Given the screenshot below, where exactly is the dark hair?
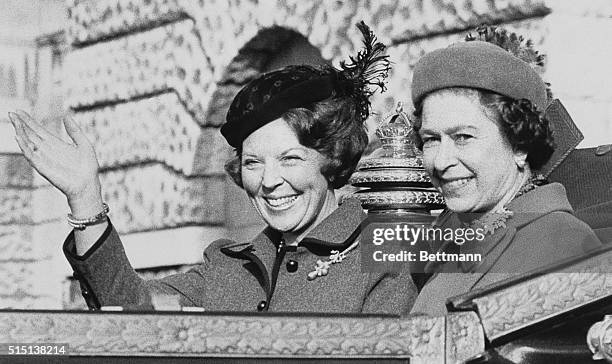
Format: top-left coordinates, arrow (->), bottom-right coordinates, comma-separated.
225,97 -> 368,189
412,87 -> 555,170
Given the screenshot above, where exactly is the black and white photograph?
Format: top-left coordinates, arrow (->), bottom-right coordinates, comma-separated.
0,0 -> 611,362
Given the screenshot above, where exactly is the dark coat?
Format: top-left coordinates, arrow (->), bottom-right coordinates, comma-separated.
410,183 -> 602,316
64,199 -> 417,314
549,145 -> 612,244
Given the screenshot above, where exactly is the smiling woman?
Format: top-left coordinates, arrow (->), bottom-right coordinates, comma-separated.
408,26 -> 602,316
240,119 -> 336,240
223,68 -> 370,245
7,22 -> 417,314
418,88 -> 535,213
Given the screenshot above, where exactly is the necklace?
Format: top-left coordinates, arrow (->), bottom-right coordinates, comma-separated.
465,176 -> 545,236
513,174 -> 543,198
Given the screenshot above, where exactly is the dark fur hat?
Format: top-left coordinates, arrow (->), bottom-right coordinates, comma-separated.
222,21 -> 390,148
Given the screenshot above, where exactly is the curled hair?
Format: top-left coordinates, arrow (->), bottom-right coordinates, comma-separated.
225,97 -> 368,189
479,91 -> 555,170
413,88 -> 555,170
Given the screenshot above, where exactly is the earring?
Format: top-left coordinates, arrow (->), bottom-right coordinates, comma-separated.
515,152 -> 527,169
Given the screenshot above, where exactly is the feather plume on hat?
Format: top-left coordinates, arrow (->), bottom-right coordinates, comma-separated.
338,21 -> 391,123
222,21 -> 391,148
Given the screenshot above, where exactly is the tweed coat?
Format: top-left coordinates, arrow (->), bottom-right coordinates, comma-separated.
410,183 -> 602,316
64,198 -> 417,314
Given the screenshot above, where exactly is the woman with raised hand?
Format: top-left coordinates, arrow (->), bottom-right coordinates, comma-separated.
9,22 -> 416,314
409,26 -> 601,315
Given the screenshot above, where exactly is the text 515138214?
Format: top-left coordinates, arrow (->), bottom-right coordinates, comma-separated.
1,343 -> 69,356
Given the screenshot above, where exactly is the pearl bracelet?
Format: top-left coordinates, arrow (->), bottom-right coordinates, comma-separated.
67,203 -> 110,230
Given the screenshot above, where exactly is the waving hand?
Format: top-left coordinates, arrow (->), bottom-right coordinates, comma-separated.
8,110 -> 102,204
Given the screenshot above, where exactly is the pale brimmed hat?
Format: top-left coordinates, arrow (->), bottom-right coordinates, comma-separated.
411,40 -> 548,111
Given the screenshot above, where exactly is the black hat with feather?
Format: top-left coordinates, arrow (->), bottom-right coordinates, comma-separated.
221,21 -> 390,148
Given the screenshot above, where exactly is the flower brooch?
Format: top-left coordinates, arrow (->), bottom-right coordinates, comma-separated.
307,241 -> 359,280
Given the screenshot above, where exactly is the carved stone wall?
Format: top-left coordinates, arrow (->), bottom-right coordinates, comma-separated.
0,24 -> 70,309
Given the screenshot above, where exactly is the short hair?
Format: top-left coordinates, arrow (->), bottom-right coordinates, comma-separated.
413,87 -> 555,170
225,97 -> 368,189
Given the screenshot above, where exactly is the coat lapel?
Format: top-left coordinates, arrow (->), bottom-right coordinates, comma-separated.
426,183 -> 574,288
299,198 -> 366,251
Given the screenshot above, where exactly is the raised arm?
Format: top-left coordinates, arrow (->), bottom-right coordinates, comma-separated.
8,110 -> 106,255
9,111 -> 227,310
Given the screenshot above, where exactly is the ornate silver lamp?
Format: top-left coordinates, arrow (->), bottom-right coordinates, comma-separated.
349,102 -> 444,221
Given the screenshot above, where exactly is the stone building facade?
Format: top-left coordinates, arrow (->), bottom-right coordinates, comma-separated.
0,0 -> 611,309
